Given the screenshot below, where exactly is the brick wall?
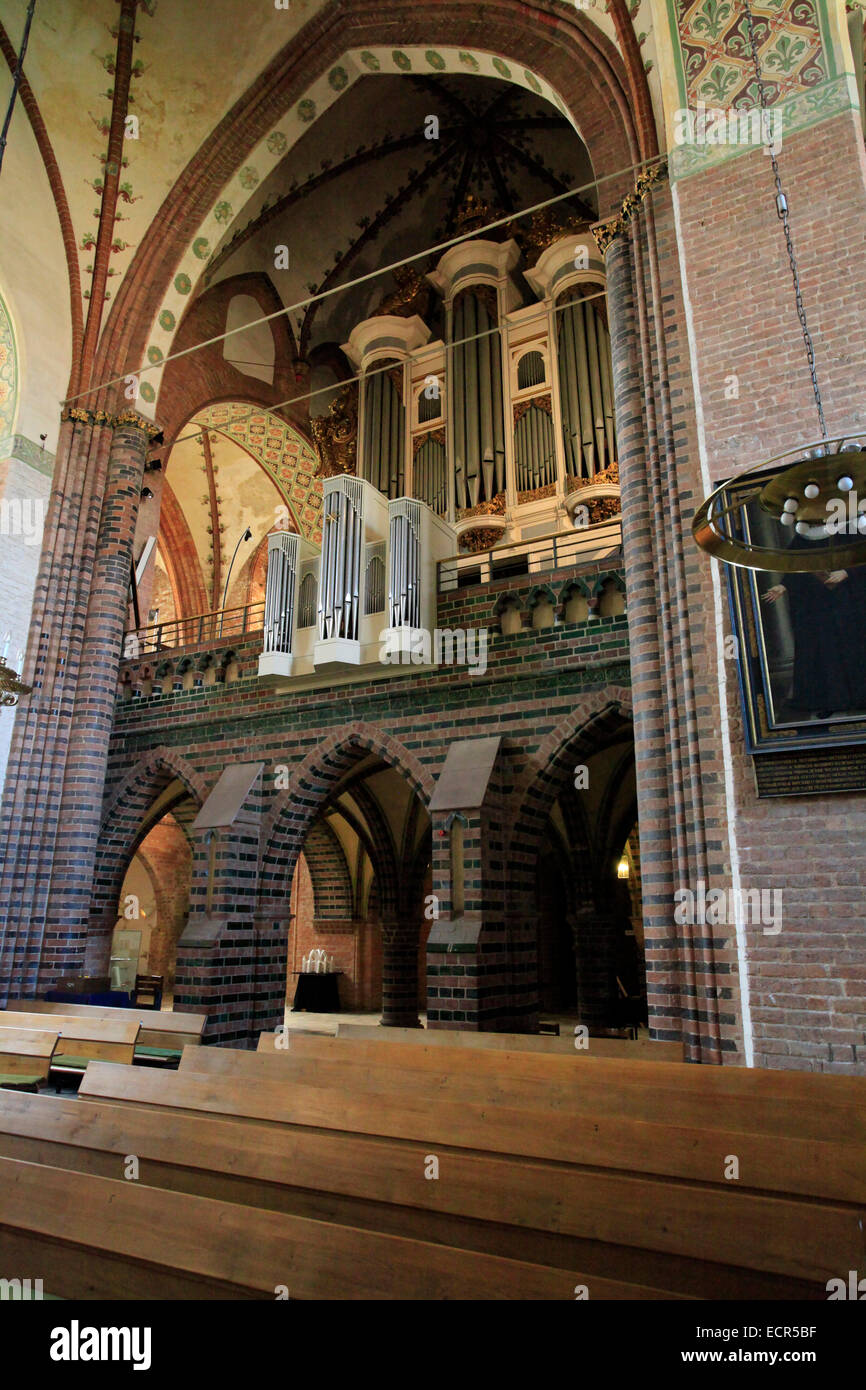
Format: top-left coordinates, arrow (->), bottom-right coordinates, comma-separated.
671,112 -> 866,1072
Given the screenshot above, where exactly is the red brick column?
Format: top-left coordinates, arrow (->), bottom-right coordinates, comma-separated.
380,923 -> 421,1028
0,408 -> 153,998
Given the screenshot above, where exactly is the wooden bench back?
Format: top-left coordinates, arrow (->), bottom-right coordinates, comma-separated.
176,1043 -> 866,1143
77,1059 -> 866,1199
277,1029 -> 866,1107
0,1088 -> 857,1294
0,1153 -> 606,1301
334,1022 -> 686,1061
0,1027 -> 58,1078
6,999 -> 205,1048
0,1011 -> 139,1063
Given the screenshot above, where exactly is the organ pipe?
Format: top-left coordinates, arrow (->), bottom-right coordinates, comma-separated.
318,481 -> 363,641
557,295 -> 617,478
413,437 -> 447,515
452,289 -> 506,508
264,532 -> 299,654
389,501 -> 421,629
514,406 -> 556,492
362,365 -> 405,499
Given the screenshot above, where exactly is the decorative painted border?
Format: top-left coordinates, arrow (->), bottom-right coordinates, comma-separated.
665,0 -> 837,113
669,71 -> 857,178
0,433 -> 55,478
0,292 -> 18,440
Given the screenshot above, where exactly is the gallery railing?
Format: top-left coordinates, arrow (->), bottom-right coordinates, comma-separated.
437,517 -> 623,592
122,600 -> 265,656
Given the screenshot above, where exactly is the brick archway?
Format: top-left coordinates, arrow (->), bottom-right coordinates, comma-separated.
92,0 -> 653,395
503,687 -> 635,1027
86,747 -> 207,977
259,721 -> 434,912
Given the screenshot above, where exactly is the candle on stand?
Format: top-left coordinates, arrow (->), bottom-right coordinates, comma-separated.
1,632 -> 9,663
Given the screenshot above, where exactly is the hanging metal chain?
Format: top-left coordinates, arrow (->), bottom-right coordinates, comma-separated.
743,0 -> 828,443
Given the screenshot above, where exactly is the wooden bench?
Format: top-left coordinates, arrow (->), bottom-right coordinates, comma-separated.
0,1087 -> 858,1297
174,1040 -> 862,1148
0,1027 -> 58,1091
6,999 -> 204,1059
332,1022 -> 686,1062
254,1030 -> 866,1135
0,1011 -> 140,1079
79,1058 -> 866,1204
0,1153 -> 608,1301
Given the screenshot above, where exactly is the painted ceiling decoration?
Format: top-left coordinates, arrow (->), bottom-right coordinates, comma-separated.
667,0 -> 849,178
676,0 -> 826,108
139,45 -> 593,413
191,404 -> 323,544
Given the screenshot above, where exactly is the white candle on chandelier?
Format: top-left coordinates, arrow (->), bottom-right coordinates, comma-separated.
1,632 -> 9,663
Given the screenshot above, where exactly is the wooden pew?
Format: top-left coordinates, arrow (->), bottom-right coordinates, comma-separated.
175,1041 -> 866,1148
5,999 -> 205,1059
0,1027 -> 57,1091
0,1089 -> 856,1297
0,1011 -> 139,1071
78,1060 -> 866,1204
257,1029 -> 866,1134
333,1022 -> 686,1062
0,1153 -> 615,1301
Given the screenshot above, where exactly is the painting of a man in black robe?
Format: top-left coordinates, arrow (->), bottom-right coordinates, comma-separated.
761,532 -> 866,719
723,471 -> 866,755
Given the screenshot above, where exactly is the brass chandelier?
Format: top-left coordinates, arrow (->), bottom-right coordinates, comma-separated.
692,2 -> 866,575
0,635 -> 31,708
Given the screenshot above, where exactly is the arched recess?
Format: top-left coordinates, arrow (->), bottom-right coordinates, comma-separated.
87,748 -> 208,974
260,721 -> 434,905
260,722 -> 434,1025
91,1 -> 656,404
506,688 -> 641,1031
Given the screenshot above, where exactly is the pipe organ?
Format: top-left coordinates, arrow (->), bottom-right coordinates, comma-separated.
260,227 -> 622,682
451,288 -> 506,508
314,475 -> 389,666
386,497 -> 455,656
258,531 -> 319,680
389,501 -> 421,630
361,361 -> 405,498
557,291 -> 615,478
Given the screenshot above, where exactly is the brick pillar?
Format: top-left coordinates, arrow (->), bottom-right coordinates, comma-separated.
380,924 -> 420,1028
51,413 -> 152,982
0,406 -> 155,1001
427,753 -> 521,1032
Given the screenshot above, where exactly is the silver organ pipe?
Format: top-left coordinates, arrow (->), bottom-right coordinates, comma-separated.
583,299 -> 607,467
557,295 -> 617,478
263,532 -> 300,655
389,500 -> 421,630
413,437 -> 447,517
514,405 -> 556,492
451,290 -> 506,508
478,299 -> 494,502
319,478 -> 364,642
452,297 -> 468,510
463,293 -> 480,506
362,364 -> 405,499
599,316 -> 616,464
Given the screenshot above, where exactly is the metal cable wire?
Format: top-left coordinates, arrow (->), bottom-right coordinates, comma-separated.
743,0 -> 828,443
